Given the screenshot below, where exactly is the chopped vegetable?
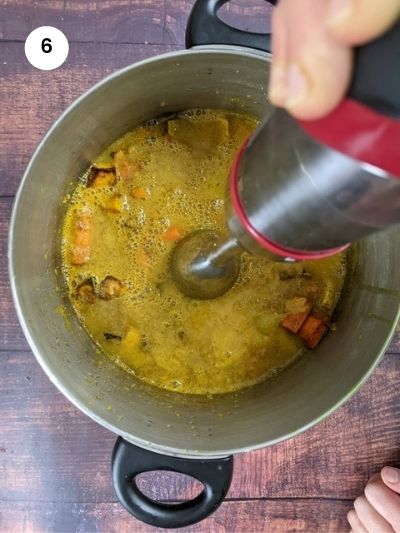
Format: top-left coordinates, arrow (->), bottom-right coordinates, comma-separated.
161,224 -> 183,241
99,276 -> 127,300
70,207 -> 92,265
298,315 -> 328,349
167,117 -> 229,152
123,328 -> 141,349
102,195 -> 126,213
281,297 -> 311,334
281,310 -> 310,334
138,248 -> 151,269
76,278 -> 96,304
114,150 -> 140,181
285,297 -> 310,314
104,332 -> 123,341
87,167 -> 117,188
131,187 -> 147,200
120,328 -> 147,366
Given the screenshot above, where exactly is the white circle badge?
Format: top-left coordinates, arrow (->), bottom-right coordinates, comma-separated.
25,26 -> 69,71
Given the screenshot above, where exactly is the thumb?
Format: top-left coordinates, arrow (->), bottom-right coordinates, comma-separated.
381,466 -> 400,494
269,0 -> 352,120
327,0 -> 400,46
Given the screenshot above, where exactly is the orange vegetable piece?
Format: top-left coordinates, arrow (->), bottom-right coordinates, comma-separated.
102,195 -> 126,213
298,315 -> 328,349
281,298 -> 311,333
313,311 -> 330,325
161,225 -> 183,241
114,150 -> 140,182
281,310 -> 310,334
70,207 -> 92,265
138,248 -> 151,269
131,187 -> 147,200
285,297 -> 310,314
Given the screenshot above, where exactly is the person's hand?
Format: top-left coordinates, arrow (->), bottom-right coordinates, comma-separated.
348,467 -> 400,532
268,0 -> 400,120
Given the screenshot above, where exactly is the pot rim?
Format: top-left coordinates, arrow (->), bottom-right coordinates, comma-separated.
8,45 -> 400,458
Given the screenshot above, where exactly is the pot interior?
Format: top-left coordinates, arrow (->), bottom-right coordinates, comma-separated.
10,47 -> 400,457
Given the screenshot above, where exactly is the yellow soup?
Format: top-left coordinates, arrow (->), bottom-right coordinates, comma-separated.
62,109 -> 347,395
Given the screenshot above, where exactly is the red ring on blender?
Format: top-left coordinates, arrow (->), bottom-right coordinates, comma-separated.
229,140 -> 350,261
298,99 -> 400,179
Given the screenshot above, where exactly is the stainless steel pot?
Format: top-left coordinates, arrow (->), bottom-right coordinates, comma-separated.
8,0 -> 400,528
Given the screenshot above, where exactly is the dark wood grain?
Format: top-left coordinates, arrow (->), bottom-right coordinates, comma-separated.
0,0 -> 168,44
0,499 -> 352,533
0,0 -> 271,46
0,198 -> 29,351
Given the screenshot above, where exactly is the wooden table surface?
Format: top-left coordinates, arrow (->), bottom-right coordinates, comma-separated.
1,1 -> 400,532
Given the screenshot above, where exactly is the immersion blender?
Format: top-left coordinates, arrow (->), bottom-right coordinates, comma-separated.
171,18 -> 400,299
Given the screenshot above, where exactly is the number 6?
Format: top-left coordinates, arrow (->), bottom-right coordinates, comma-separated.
42,38 -> 52,54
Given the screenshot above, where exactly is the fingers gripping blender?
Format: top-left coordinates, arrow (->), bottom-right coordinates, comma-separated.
171,15 -> 400,299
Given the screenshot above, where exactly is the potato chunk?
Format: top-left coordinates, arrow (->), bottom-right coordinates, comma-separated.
167,118 -> 229,152
87,167 -> 117,188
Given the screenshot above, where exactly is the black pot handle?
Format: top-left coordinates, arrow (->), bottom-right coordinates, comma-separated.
112,437 -> 234,528
186,0 -> 278,52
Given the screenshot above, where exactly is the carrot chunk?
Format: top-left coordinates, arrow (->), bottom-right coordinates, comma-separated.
298,315 -> 328,349
161,224 -> 183,241
281,310 -> 310,334
131,187 -> 147,200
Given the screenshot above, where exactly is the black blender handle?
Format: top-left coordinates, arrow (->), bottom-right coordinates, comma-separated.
186,0 -> 278,52
348,19 -> 400,118
112,437 -> 234,528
